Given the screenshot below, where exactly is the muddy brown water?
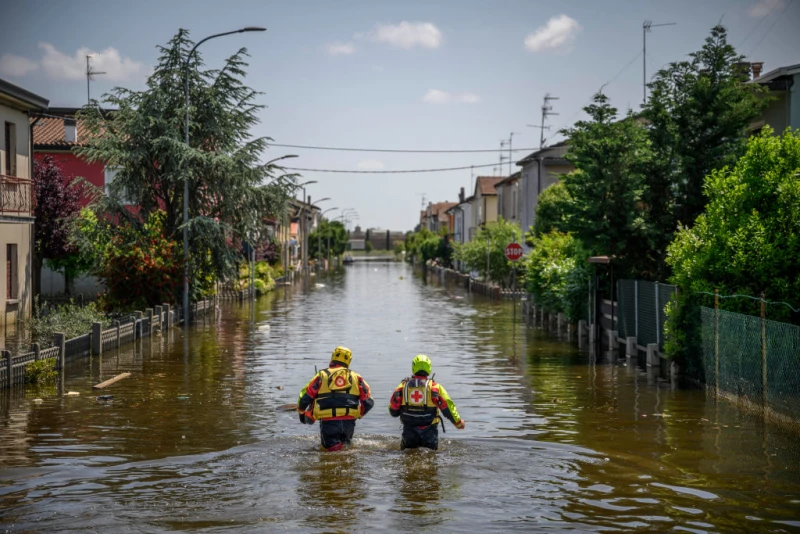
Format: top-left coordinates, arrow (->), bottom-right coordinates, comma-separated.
2,263 -> 800,532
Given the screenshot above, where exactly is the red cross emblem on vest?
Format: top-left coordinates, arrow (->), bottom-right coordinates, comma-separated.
411,390 -> 423,403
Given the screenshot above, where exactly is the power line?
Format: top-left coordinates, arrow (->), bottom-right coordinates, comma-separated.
748,0 -> 793,56
284,162 -> 503,174
268,143 -> 540,153
542,50 -> 643,147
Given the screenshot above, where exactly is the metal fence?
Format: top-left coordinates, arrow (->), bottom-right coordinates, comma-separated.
617,280 -> 677,352
700,306 -> 800,429
1,299 -> 214,390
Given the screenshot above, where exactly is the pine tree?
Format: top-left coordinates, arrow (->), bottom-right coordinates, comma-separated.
75,30 -> 297,297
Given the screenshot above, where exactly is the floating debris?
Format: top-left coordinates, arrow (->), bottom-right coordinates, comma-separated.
258,324 -> 271,332
315,283 -> 326,288
278,403 -> 298,411
32,398 -> 43,404
65,391 -> 80,397
97,395 -> 114,402
275,385 -> 284,390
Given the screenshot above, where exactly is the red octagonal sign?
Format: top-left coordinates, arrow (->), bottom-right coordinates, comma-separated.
505,242 -> 524,262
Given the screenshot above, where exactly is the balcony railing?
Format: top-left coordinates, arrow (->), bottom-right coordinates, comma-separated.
0,175 -> 34,216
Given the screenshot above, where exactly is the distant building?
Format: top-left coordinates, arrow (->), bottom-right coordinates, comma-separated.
423,201 -> 457,235
495,171 -> 522,227
349,225 -> 405,250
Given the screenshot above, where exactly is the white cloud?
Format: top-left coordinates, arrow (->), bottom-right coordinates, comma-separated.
369,21 -> 443,49
325,41 -> 356,56
38,42 -> 145,81
356,159 -> 385,171
749,0 -> 785,17
524,15 -> 581,52
422,89 -> 451,104
422,89 -> 480,104
0,54 -> 39,77
457,92 -> 480,104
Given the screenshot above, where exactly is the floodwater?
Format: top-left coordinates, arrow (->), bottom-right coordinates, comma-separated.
2,263 -> 800,532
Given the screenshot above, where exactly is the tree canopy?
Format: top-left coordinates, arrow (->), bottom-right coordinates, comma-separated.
75,29 -> 297,297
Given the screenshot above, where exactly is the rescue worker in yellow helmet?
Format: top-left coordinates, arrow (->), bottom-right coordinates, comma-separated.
297,346 -> 374,451
389,355 -> 465,450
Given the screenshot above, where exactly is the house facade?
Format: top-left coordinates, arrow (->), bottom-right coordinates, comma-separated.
0,78 -> 48,330
32,108 -> 107,206
495,171 -> 521,227
517,143 -> 573,246
424,201 -> 457,234
471,176 -> 502,235
751,62 -> 800,134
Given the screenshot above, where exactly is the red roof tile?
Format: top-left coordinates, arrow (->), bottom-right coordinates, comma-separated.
32,115 -> 94,148
475,176 -> 503,195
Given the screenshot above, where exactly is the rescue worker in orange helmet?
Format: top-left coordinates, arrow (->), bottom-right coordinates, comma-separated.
297,346 -> 374,451
389,355 -> 465,450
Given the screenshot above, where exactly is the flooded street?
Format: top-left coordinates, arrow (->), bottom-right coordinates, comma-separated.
2,262 -> 800,532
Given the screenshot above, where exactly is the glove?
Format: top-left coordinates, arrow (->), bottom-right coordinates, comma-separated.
298,412 -> 307,424
455,420 -> 466,430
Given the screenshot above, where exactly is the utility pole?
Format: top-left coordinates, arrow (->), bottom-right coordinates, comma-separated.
527,94 -> 559,149
643,20 -> 676,104
86,55 -> 106,104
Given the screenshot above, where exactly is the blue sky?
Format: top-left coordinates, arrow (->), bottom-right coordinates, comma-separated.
2,0 -> 798,231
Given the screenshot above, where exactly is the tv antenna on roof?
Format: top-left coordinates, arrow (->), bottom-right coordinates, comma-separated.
528,94 -> 559,149
86,55 -> 106,104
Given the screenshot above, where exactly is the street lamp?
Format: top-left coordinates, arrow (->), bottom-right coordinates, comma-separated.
320,207 -> 339,268
298,181 -> 317,273
183,26 -> 266,323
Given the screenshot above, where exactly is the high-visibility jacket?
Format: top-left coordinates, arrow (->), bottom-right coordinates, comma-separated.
389,375 -> 464,428
297,364 -> 374,421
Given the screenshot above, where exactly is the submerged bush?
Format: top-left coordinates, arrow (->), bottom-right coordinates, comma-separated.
32,301 -> 110,347
25,358 -> 57,384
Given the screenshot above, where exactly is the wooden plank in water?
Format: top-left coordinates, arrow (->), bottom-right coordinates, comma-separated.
92,372 -> 131,389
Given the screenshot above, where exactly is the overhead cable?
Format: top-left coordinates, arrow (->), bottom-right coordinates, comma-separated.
269,143 -> 540,153
283,162 -> 506,174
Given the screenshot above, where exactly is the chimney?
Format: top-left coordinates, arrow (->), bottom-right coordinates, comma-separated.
64,118 -> 77,144
751,62 -> 764,80
459,187 -> 465,203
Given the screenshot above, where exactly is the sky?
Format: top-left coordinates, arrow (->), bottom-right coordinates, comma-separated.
1,0 -> 798,232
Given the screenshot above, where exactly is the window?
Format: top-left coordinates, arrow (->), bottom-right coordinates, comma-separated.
6,244 -> 18,300
4,122 -> 17,176
105,167 -> 134,203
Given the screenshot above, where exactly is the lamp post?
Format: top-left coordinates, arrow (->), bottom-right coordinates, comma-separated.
183,26 -> 266,323
297,181 -> 317,274
321,207 -> 338,268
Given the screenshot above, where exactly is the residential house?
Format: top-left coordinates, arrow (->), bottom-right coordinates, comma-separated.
424,201 -> 457,234
495,171 -> 522,227
516,142 -> 574,246
32,108 -> 108,206
470,176 -> 503,237
750,61 -> 800,134
447,186 -> 474,272
0,78 -> 48,330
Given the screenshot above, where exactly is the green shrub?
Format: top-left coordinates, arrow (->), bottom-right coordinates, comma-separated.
666,127 -> 800,367
524,231 -> 590,322
32,301 -> 110,348
25,358 -> 57,384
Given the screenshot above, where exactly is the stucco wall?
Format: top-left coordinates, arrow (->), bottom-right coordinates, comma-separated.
0,105 -> 30,179
0,220 -> 33,326
34,152 -> 105,207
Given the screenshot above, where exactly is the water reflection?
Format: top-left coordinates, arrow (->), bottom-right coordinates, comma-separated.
1,263 -> 800,532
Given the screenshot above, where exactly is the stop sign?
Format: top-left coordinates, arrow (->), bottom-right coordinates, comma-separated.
504,242 -> 524,261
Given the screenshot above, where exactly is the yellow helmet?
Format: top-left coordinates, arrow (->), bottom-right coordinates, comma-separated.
331,346 -> 353,367
412,354 -> 432,376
